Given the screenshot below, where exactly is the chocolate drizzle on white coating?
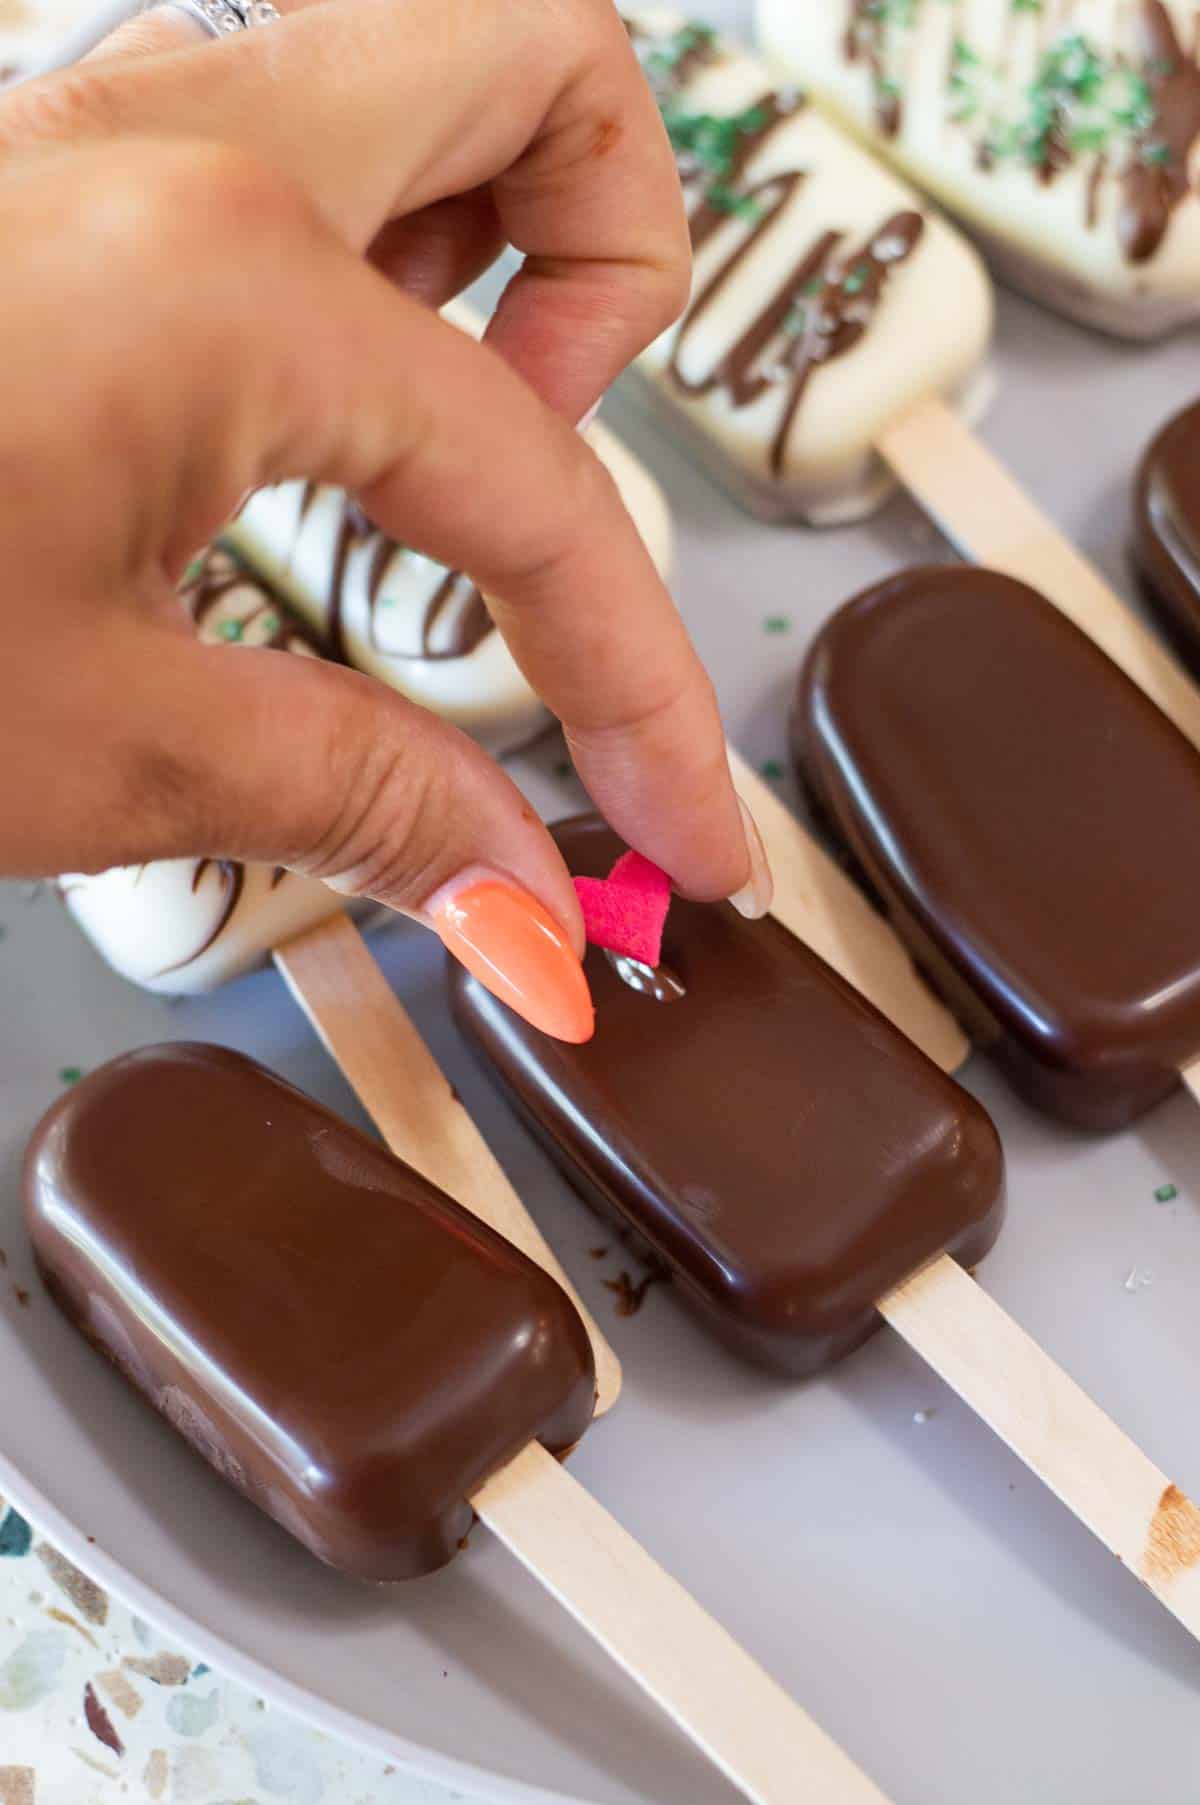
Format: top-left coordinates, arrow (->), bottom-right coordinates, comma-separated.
843,0 -> 1200,265
638,21 -> 925,480
294,483 -> 493,665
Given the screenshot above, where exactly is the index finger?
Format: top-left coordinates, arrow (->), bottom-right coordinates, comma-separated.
340,298 -> 752,906
15,0 -> 690,421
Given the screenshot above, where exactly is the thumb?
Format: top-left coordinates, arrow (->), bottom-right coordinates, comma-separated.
119,623 -> 594,1043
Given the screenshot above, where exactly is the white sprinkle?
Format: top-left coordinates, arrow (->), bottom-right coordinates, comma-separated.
1123,1265 -> 1153,1292
872,231 -> 912,263
912,1408 -> 936,1425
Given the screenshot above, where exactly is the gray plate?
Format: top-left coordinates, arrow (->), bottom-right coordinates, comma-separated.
3,2 -> 1200,1798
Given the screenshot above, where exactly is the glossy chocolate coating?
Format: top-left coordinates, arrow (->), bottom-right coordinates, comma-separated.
1133,398 -> 1200,672
24,1044 -> 595,1580
450,816 -> 1004,1376
794,566 -> 1200,1131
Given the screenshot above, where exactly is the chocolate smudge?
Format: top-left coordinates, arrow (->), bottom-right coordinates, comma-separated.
1140,1481 -> 1200,1585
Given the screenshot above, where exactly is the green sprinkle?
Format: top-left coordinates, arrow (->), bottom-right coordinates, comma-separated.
259,612 -> 280,637
218,618 -> 244,642
1013,0 -> 1043,11
708,185 -> 762,221
764,616 -> 791,635
58,1067 -> 83,1086
1142,140 -> 1170,165
646,20 -> 716,78
1154,1182 -> 1178,1203
842,265 -> 870,295
182,558 -> 205,585
760,759 -> 785,781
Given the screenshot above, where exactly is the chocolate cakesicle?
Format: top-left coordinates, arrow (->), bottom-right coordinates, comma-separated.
24,1043 -> 895,1805
626,12 -> 994,523
793,564 -> 1200,1131
1134,395 -> 1200,670
25,1043 -> 596,1581
758,0 -> 1200,339
59,550 -> 347,994
453,814 -> 1005,1375
452,813 -> 1200,1644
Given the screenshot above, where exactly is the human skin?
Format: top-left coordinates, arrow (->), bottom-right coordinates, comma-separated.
0,0 -> 770,1035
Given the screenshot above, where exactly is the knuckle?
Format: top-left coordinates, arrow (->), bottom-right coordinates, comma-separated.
174,138 -> 307,241
504,431 -> 619,592
0,67 -> 119,147
69,139 -> 303,288
637,240 -> 694,338
299,683 -> 451,905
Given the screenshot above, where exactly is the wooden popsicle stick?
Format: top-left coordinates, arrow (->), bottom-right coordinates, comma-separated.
739,739 -> 1200,1642
1181,1059 -> 1200,1109
275,917 -> 890,1803
273,912 -> 622,1415
878,1256 -> 1200,1640
728,747 -> 968,1072
877,396 -> 1200,759
472,1441 -> 891,1805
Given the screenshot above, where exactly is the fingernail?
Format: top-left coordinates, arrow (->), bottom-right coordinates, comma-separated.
728,797 -> 774,920
427,871 -> 594,1043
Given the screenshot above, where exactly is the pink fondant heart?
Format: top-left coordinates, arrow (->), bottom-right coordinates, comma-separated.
573,849 -> 672,967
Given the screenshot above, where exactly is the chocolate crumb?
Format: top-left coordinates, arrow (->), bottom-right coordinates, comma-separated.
603,1268 -> 663,1317
589,1245 -> 608,1259
14,1289 -> 29,1309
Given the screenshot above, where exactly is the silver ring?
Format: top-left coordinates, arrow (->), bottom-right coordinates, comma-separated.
156,0 -> 280,37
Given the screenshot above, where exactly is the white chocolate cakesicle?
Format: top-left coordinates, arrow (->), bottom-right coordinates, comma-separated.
757,0 -> 1200,341
60,855 -> 343,997
226,304 -> 673,751
60,553 -> 345,994
628,12 -> 994,524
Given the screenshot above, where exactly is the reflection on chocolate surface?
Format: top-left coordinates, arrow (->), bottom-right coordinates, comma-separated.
795,566 -> 1200,1130
24,1045 -> 595,1580
451,815 -> 1004,1376
1134,397 -> 1200,670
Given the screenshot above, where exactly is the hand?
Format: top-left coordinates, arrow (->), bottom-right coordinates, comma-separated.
0,0 -> 770,1039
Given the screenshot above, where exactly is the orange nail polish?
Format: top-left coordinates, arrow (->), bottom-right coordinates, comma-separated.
428,876 -> 594,1044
